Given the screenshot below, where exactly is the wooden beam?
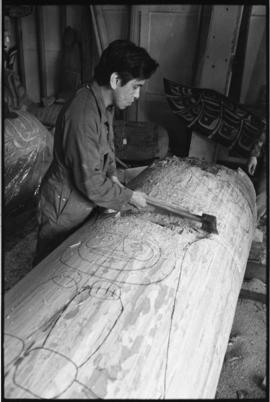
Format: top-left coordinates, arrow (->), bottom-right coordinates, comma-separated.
194,5 -> 244,95
59,5 -> 67,36
244,261 -> 266,283
4,157 -> 256,398
89,5 -> 109,57
128,5 -> 145,122
15,17 -> 26,88
228,5 -> 252,102
90,5 -> 102,57
35,5 -> 47,101
81,6 -> 93,82
239,6 -> 266,103
191,5 -> 212,85
239,289 -> 266,304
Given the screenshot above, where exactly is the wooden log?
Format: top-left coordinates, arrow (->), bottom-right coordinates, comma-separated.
4,110 -> 53,214
4,157 -> 256,399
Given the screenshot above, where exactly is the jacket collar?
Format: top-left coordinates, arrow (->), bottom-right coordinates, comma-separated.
89,80 -> 115,124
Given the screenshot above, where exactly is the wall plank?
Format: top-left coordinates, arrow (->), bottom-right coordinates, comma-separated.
240,6 -> 266,104
189,5 -> 243,162
128,5 -> 202,155
21,12 -> 40,102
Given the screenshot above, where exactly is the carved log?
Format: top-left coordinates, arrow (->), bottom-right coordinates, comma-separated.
4,157 -> 256,399
4,110 -> 53,214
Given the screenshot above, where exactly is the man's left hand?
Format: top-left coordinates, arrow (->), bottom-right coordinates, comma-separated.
247,156 -> 257,176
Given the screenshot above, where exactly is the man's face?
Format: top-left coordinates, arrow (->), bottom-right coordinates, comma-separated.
113,78 -> 145,109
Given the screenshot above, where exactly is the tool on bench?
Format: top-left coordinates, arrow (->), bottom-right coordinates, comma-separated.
145,195 -> 218,234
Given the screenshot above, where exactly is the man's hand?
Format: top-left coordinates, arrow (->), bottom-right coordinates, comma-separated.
111,175 -> 124,188
111,176 -> 147,209
130,191 -> 147,209
247,156 -> 257,176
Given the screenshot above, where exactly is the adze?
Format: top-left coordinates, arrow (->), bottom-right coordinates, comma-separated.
146,195 -> 218,234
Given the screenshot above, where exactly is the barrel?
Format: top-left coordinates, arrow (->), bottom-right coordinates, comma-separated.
114,120 -> 169,162
4,157 -> 256,398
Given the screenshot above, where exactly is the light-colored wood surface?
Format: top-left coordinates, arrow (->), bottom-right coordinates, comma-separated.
4,157 -> 256,399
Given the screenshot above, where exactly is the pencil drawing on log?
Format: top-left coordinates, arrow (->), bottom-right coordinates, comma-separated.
4,210 -> 208,398
5,224 -> 209,399
10,280 -> 124,398
61,216 -> 179,285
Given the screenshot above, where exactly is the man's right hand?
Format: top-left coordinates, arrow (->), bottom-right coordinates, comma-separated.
130,191 -> 148,209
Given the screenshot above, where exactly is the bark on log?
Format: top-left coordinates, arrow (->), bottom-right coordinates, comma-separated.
4,157 -> 256,399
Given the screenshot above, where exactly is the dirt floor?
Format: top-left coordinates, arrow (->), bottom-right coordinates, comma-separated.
3,204 -> 268,399
216,215 -> 268,399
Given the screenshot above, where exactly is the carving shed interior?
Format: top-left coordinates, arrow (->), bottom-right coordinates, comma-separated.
3,4 -> 267,400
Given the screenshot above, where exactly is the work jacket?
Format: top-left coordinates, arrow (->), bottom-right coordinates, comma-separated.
38,80 -> 133,232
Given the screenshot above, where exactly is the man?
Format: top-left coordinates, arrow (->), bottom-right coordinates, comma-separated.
33,39 -> 159,265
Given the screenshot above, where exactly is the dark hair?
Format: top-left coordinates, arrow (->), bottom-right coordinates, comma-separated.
94,39 -> 159,86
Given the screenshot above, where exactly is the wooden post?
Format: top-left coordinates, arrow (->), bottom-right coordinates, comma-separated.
15,17 -> 26,88
4,158 -> 256,399
89,5 -> 109,57
81,6 -> 93,83
228,5 -> 252,102
35,6 -> 47,101
59,5 -> 67,36
239,5 -> 266,104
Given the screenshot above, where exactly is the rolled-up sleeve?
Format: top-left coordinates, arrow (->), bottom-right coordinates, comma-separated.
63,101 -> 132,210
